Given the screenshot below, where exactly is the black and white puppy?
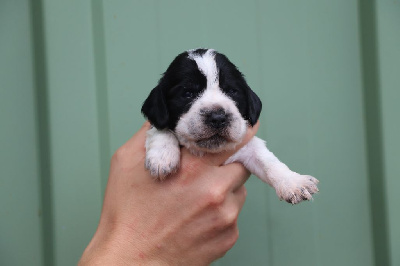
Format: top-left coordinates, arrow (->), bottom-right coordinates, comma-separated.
142,48 -> 319,204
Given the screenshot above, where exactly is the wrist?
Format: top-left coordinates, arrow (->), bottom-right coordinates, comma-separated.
79,222 -> 168,266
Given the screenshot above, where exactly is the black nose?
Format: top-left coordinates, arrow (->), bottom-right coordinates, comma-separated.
204,109 -> 229,129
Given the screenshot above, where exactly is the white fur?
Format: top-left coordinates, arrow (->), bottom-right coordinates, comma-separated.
188,49 -> 218,87
174,87 -> 247,154
145,127 -> 180,179
225,137 -> 319,204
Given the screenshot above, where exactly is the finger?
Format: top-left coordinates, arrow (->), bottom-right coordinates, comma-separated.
202,121 -> 260,166
201,189 -> 245,237
114,121 -> 151,159
202,193 -> 243,258
217,162 -> 251,192
234,185 -> 248,202
199,222 -> 239,263
226,184 -> 248,214
110,121 -> 151,177
124,121 -> 151,149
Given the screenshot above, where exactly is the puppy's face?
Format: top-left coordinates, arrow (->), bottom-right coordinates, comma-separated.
142,49 -> 262,153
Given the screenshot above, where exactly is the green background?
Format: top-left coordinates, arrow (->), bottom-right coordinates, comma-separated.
1,0 -> 399,265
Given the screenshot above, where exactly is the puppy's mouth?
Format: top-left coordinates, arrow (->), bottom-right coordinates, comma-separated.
195,134 -> 230,150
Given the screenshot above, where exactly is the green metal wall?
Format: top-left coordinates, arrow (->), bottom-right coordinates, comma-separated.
1,1 -> 399,265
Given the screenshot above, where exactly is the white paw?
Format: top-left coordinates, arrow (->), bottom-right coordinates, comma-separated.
145,148 -> 180,180
145,128 -> 181,180
275,173 -> 319,204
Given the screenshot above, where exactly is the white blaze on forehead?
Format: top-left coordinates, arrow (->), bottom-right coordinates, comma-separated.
188,49 -> 219,88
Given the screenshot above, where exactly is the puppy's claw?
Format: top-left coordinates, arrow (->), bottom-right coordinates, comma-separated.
145,157 -> 179,180
277,174 -> 319,205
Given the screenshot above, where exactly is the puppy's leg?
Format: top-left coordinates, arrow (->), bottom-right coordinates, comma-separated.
225,137 -> 319,204
145,127 -> 180,180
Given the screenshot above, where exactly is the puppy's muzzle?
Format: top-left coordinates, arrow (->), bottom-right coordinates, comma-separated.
203,108 -> 230,129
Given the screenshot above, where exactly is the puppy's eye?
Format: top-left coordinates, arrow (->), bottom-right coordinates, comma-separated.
183,91 -> 195,99
226,88 -> 238,96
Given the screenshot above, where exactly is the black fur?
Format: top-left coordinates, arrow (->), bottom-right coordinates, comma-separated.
142,49 -> 262,129
214,53 -> 262,126
141,51 -> 206,129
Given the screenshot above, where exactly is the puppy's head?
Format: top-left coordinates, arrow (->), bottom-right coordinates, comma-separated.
142,48 -> 262,153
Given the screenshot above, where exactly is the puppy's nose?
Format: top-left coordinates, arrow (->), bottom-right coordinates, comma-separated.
204,109 -> 229,129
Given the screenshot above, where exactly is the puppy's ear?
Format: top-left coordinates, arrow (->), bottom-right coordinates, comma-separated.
141,85 -> 169,129
246,88 -> 262,126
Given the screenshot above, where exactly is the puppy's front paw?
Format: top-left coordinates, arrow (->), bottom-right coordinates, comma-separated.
276,174 -> 319,204
145,148 -> 180,180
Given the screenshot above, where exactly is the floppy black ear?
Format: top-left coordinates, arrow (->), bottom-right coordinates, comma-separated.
247,88 -> 262,126
141,85 -> 169,129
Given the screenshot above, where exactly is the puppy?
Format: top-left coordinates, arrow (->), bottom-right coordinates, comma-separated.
141,48 -> 319,204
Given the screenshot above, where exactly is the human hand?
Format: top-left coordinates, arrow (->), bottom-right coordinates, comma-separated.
79,121 -> 259,265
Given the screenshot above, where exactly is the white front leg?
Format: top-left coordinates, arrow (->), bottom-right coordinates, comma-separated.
145,127 -> 181,180
225,137 -> 319,204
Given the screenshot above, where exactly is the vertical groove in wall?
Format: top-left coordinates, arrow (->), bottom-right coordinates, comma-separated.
358,1 -> 391,265
254,1 -> 273,265
91,0 -> 111,195
154,0 -> 162,72
30,0 -> 54,265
